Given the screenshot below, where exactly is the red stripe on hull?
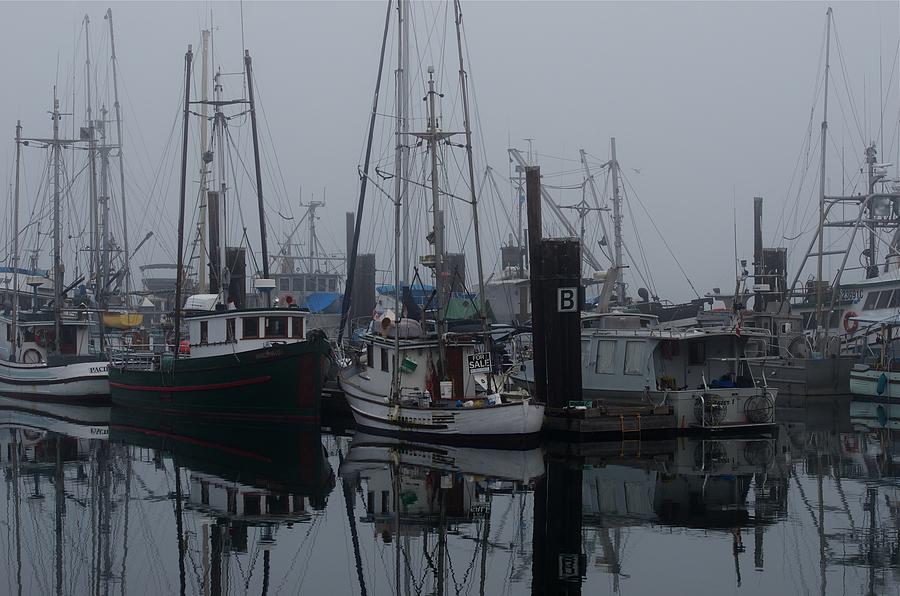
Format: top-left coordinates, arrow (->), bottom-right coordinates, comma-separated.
109,375 -> 271,393
110,423 -> 275,461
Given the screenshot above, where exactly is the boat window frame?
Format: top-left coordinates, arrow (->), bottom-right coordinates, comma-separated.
877,290 -> 892,309
688,340 -> 706,365
199,321 -> 209,345
381,347 -> 390,372
265,316 -> 288,339
890,290 -> 900,309
242,316 -> 260,339
624,340 -> 644,375
863,291 -> 880,311
279,277 -> 291,292
595,339 -> 617,375
292,317 -> 304,339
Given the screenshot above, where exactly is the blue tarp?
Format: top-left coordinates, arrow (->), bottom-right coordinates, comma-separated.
302,292 -> 343,314
376,284 -> 475,308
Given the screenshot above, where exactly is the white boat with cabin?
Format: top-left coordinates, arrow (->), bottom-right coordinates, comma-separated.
511,311 -> 777,430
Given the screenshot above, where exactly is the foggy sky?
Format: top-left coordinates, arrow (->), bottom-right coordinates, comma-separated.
1,1 -> 898,303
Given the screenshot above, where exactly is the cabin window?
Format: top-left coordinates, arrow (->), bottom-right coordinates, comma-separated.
265,317 -> 288,338
293,277 -> 304,292
328,278 -> 337,291
279,278 -> 291,291
595,340 -> 616,374
581,339 -> 592,368
199,321 -> 209,345
200,482 -> 209,505
863,292 -> 879,311
305,277 -> 316,291
688,341 -> 706,365
624,341 -> 644,375
381,347 -> 390,372
891,291 -> 900,309
877,290 -> 893,310
292,317 -> 304,339
243,317 -> 260,339
5,324 -> 9,339
227,489 -> 237,514
226,318 -> 236,342
367,342 -> 374,368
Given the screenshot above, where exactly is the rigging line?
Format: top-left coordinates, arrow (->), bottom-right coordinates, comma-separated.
831,20 -> 868,146
620,169 -> 700,298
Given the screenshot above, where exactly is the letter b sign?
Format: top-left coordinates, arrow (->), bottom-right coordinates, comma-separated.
557,287 -> 577,312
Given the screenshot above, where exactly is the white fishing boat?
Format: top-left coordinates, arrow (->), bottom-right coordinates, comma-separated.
0,101 -> 110,403
338,1 -> 543,441
511,311 -> 777,431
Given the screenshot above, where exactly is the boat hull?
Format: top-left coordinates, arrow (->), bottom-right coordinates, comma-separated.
0,359 -> 110,404
109,340 -> 326,421
749,356 -> 854,396
339,367 -> 545,445
850,367 -> 900,398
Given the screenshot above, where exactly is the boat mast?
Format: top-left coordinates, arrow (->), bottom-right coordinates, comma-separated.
610,137 -> 625,304
213,69 -> 229,304
815,7 -> 831,340
337,0 -> 393,346
52,90 -> 63,353
11,121 -> 21,362
424,67 -> 448,369
244,50 -> 270,280
107,8 -> 132,307
391,0 -> 406,401
99,104 -> 111,294
198,29 -> 210,293
85,15 -> 101,303
173,46 -> 194,361
453,0 -> 492,390
398,0 -> 410,284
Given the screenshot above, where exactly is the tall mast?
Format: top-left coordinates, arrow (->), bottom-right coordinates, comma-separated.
391,0 -> 407,401
85,15 -> 101,301
213,69 -> 229,304
11,121 -> 21,362
173,46 -> 194,361
453,0 -> 492,390
244,50 -> 270,280
815,7 -> 832,334
425,67 -> 448,367
337,0 -> 393,346
398,0 -> 410,283
99,104 -> 111,294
610,137 -> 625,303
107,8 -> 132,306
52,90 -> 63,352
198,29 -> 210,293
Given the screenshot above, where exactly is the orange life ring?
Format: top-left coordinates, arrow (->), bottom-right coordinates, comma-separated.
843,311 -> 859,333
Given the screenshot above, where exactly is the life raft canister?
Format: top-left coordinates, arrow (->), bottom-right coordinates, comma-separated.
843,310 -> 859,333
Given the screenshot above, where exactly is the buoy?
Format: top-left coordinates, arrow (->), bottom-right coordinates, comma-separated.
877,372 -> 888,395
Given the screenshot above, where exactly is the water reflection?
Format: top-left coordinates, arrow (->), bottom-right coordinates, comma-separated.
5,399 -> 900,594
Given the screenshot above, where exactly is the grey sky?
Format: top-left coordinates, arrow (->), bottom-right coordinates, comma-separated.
1,1 -> 897,302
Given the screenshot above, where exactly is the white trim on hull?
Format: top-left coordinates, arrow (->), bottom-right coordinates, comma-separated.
0,359 -> 109,403
340,369 -> 544,438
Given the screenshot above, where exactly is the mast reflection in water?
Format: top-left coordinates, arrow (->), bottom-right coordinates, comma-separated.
4,398 -> 900,594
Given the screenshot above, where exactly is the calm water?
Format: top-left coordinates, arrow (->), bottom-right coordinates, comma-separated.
2,396 -> 899,595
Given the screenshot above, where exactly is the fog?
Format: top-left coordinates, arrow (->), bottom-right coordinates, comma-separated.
1,1 -> 897,303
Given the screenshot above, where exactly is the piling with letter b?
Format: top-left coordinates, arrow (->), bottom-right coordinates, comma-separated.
525,166 -> 583,407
